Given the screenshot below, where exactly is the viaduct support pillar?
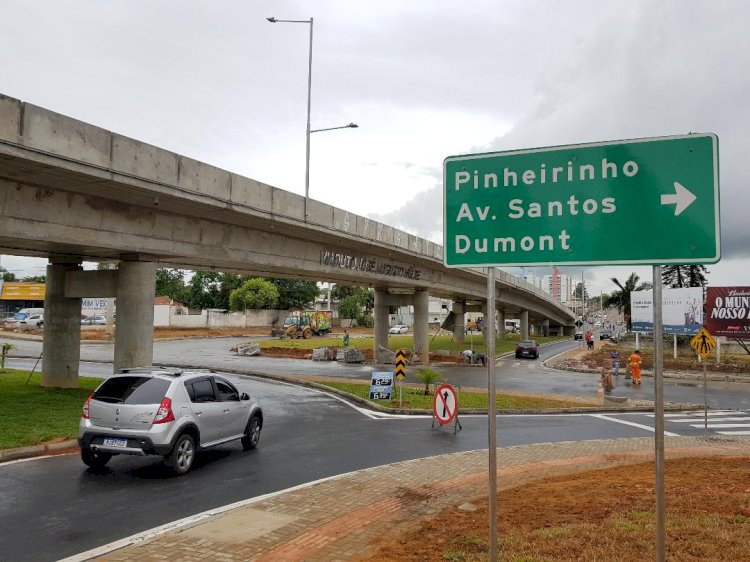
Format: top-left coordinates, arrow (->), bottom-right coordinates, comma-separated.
497,309 -> 505,339
114,261 -> 156,372
373,288 -> 389,360
542,319 -> 550,337
452,301 -> 465,344
41,260 -> 82,388
414,289 -> 429,364
520,310 -> 529,340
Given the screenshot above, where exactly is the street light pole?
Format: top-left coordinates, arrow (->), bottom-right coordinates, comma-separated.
311,123 -> 358,133
304,17 -> 313,220
267,17 -> 359,221
267,16 -> 314,220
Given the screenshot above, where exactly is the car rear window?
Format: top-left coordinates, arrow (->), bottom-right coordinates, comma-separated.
93,376 -> 170,405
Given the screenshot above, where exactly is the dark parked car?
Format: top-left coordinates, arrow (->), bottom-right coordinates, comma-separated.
599,331 -> 612,340
574,332 -> 583,340
515,339 -> 539,359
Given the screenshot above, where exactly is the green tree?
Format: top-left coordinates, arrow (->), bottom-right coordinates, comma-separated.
662,265 -> 709,288
1,267 -> 16,282
331,284 -> 358,301
604,273 -> 651,331
338,295 -> 363,319
21,275 -> 46,283
331,285 -> 373,310
229,278 -> 279,311
215,273 -> 246,308
155,268 -> 187,300
271,279 -> 320,309
184,272 -> 220,309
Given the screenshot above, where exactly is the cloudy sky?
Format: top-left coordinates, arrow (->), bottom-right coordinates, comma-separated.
0,0 -> 747,296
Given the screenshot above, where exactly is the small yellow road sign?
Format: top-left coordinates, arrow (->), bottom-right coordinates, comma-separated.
690,326 -> 717,359
395,349 -> 406,381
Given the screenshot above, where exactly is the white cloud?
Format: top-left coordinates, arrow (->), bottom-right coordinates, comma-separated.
0,0 -> 748,295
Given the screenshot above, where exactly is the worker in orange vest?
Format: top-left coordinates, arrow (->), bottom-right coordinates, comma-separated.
629,350 -> 642,384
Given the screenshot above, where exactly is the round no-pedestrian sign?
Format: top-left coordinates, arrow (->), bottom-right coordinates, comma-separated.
433,384 -> 459,425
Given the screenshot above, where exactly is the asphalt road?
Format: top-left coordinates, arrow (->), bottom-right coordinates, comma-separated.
2,336 -> 750,561
3,370 -> 737,562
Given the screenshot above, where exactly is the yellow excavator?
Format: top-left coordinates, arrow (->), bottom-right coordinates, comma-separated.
276,311 -> 333,339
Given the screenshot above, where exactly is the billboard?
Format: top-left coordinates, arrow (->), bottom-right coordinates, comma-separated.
705,287 -> 750,339
0,282 -> 45,301
631,287 -> 703,334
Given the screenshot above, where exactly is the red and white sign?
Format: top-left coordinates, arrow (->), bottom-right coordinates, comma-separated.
433,384 -> 459,425
705,286 -> 750,340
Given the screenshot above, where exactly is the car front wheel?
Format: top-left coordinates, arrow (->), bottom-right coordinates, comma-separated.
81,447 -> 112,468
242,415 -> 262,450
167,434 -> 195,475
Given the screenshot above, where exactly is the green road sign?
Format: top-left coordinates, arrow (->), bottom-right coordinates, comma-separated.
443,134 -> 720,267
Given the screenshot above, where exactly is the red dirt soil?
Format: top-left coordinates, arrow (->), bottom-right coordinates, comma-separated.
365,457 -> 750,561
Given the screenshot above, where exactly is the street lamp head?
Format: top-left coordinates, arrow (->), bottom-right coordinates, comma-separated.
347,122 -> 359,128
266,17 -> 277,23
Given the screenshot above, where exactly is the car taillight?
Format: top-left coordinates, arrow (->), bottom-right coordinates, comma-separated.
153,397 -> 175,424
82,394 -> 93,419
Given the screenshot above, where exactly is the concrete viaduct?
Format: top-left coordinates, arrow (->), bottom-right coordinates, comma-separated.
0,94 -> 575,387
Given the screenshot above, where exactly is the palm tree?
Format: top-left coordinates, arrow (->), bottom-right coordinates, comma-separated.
414,368 -> 443,395
604,273 -> 651,332
1,342 -> 15,371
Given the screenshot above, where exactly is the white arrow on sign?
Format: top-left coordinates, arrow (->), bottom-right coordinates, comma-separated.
661,181 -> 697,216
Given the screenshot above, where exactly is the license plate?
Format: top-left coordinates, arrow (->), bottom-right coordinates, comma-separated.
103,437 -> 128,448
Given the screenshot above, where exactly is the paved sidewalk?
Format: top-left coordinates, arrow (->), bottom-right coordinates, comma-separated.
70,435 -> 750,562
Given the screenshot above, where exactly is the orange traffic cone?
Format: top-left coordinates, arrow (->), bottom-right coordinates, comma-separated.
597,381 -> 603,401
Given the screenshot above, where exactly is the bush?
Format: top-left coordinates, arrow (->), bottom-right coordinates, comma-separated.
414,368 -> 443,395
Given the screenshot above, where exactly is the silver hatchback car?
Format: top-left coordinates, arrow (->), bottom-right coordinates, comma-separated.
78,367 -> 263,475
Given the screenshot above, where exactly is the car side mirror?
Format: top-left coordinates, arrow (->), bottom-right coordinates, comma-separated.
240,392 -> 250,401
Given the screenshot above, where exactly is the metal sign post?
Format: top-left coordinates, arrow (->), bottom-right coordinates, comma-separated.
652,267 -> 665,562
690,327 -> 717,433
487,267 -> 497,562
395,350 -> 406,408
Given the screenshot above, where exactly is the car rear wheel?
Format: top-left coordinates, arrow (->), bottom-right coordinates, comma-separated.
81,447 -> 112,468
242,415 -> 262,450
167,434 -> 195,475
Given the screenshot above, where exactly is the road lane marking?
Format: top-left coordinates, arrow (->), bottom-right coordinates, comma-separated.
668,416 -> 750,423
651,411 -> 741,418
691,423 -> 750,429
589,414 -> 680,436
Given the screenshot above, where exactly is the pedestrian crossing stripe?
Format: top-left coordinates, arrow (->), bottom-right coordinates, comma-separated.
669,417 -> 750,423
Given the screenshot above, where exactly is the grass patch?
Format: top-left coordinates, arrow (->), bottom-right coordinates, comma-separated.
0,370 -> 101,449
316,381 -> 587,410
260,334 -> 568,355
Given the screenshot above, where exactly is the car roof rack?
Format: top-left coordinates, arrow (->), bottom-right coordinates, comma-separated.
118,366 -> 184,376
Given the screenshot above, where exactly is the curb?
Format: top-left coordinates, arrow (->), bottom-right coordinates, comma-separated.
0,439 -> 78,462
